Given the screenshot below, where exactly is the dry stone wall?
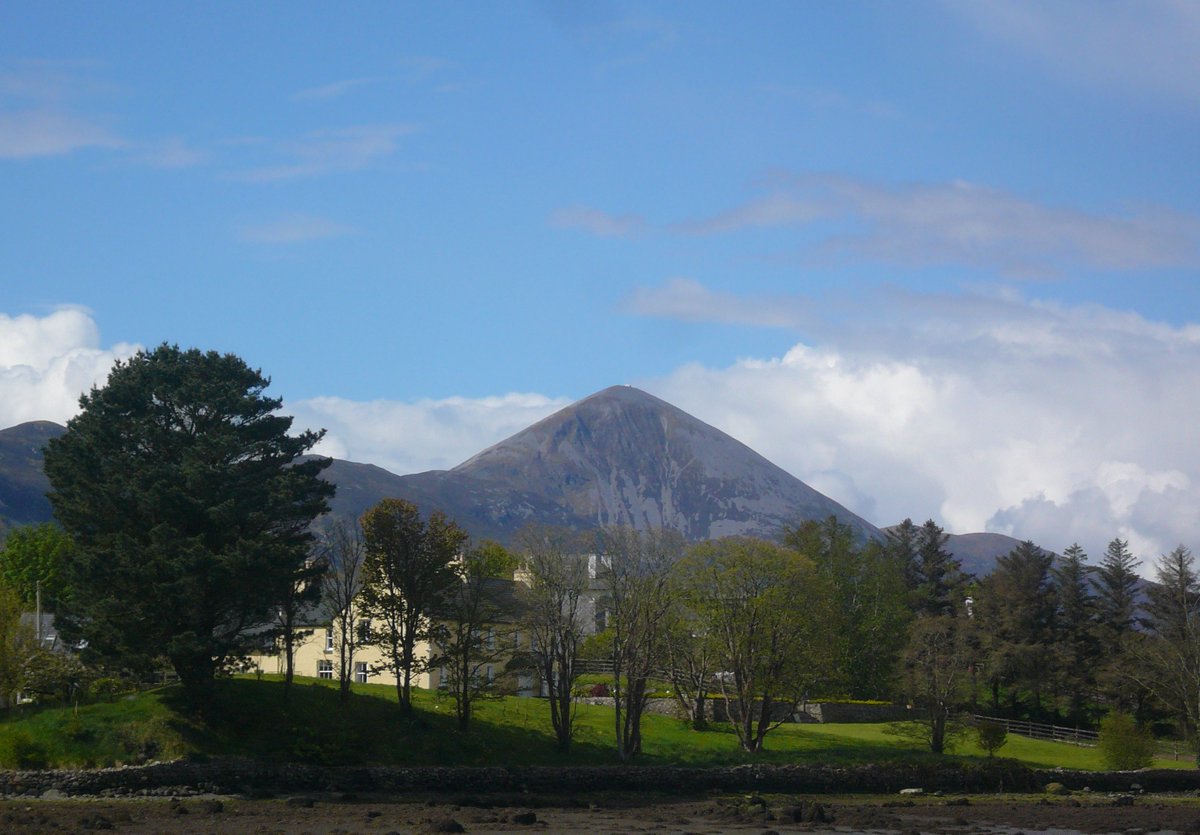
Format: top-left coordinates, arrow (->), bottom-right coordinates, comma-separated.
0,759 -> 1196,798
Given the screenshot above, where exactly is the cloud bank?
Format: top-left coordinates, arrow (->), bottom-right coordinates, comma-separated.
0,309 -> 139,427
637,284 -> 1200,564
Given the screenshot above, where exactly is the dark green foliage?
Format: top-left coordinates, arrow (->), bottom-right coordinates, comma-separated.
1095,539 -> 1141,647
977,541 -> 1056,716
784,517 -> 911,699
1052,543 -> 1099,725
42,344 -> 333,712
975,718 -> 1008,757
912,518 -> 969,614
1094,538 -> 1143,711
0,730 -> 50,770
1097,710 -> 1154,770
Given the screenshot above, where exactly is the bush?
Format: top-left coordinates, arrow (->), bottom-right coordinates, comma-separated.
1098,711 -> 1155,770
0,730 -> 50,770
975,719 -> 1008,757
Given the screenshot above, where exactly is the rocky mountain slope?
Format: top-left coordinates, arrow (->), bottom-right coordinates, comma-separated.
0,420 -> 60,533
328,385 -> 880,544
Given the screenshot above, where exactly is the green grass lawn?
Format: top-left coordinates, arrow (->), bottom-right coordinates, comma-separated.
0,676 -> 1190,771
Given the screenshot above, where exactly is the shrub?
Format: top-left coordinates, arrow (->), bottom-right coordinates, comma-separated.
1098,711 -> 1155,770
975,719 -> 1008,757
0,730 -> 50,770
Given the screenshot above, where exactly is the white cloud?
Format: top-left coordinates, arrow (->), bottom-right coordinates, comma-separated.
0,309 -> 139,428
642,287 -> 1200,566
289,393 -> 571,475
239,214 -> 357,245
949,0 -> 1200,106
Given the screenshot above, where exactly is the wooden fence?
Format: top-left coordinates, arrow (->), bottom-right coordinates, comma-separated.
971,714 -> 1190,760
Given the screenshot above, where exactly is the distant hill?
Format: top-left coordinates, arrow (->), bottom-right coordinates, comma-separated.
0,420 -> 62,534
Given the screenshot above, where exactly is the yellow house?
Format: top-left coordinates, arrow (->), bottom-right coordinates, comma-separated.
249,576 -> 538,696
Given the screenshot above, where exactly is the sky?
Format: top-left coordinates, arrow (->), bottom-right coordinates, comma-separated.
2,2 -> 1198,570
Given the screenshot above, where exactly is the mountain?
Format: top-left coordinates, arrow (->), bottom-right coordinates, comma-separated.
326,385 -> 881,544
944,532 -> 1036,578
0,420 -> 63,533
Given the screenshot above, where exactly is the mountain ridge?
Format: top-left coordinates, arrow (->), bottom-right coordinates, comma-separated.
0,388 -> 1032,573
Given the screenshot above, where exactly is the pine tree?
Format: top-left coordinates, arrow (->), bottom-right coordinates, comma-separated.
977,541 -> 1056,717
913,520 -> 967,618
1052,543 -> 1099,725
42,344 -> 333,712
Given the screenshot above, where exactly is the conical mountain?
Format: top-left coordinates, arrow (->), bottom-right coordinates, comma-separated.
325,385 -> 880,543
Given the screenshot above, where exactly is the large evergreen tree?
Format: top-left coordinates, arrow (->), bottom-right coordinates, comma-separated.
1094,538 -> 1144,712
914,519 -> 968,617
1052,543 -> 1099,725
42,344 -> 333,711
977,541 -> 1056,717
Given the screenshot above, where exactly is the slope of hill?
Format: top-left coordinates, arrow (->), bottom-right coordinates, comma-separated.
0,420 -> 63,533
328,386 -> 881,544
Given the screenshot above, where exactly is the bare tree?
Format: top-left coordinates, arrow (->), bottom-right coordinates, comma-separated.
898,614 -> 973,754
318,518 -> 367,703
436,540 -> 519,730
360,499 -> 466,715
662,596 -> 717,730
274,555 -> 323,699
1128,545 -> 1200,762
515,524 -> 590,753
596,526 -> 685,759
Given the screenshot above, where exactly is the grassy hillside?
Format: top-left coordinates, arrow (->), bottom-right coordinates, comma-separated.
0,677 -> 1189,771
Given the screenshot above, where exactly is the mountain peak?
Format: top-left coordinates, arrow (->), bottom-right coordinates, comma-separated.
425,385 -> 881,543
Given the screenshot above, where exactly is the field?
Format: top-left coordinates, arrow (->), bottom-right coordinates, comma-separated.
0,676 -> 1190,772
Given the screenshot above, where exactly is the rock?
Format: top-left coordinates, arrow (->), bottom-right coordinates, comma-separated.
286,796 -> 316,808
424,818 -> 466,833
40,788 -> 67,800
1113,795 -> 1136,807
1045,782 -> 1070,795
200,799 -> 224,813
899,788 -> 924,796
512,811 -> 537,824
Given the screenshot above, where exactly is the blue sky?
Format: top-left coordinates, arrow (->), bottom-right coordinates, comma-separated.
3,2 -> 1198,567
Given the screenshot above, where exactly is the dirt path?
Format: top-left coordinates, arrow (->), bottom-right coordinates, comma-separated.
4,792 -> 1200,834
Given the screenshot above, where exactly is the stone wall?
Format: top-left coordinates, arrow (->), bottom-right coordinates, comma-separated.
795,702 -> 913,724
3,758 -> 1193,799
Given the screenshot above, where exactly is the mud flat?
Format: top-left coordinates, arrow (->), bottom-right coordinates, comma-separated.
4,791 -> 1200,834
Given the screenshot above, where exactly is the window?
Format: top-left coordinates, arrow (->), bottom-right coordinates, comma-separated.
324,627 -> 334,652
318,660 -> 333,680
485,664 -> 495,683
355,662 -> 368,684
357,619 -> 371,643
